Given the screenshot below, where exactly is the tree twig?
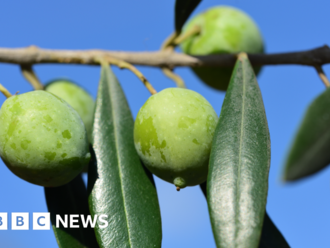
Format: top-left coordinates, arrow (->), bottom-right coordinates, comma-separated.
160,32 -> 179,51
0,45 -> 329,68
172,25 -> 201,46
314,65 -> 330,88
113,59 -> 157,95
20,64 -> 44,90
95,56 -> 157,95
0,83 -> 12,98
159,27 -> 200,88
161,67 -> 186,88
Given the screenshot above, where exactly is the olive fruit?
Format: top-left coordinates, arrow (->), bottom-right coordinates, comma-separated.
134,88 -> 218,189
0,91 -> 91,187
45,79 -> 94,142
180,6 -> 264,91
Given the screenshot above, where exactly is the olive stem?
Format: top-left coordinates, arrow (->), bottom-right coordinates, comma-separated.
0,83 -> 12,98
238,52 -> 248,60
172,25 -> 201,46
161,67 -> 186,88
20,64 -> 44,90
114,60 -> 157,95
159,27 -> 201,88
160,31 -> 180,51
161,25 -> 200,51
95,56 -> 157,95
314,65 -> 330,88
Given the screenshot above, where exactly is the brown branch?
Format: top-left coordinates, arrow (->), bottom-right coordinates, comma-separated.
0,45 -> 329,68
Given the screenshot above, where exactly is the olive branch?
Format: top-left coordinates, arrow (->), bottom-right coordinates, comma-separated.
0,45 -> 329,90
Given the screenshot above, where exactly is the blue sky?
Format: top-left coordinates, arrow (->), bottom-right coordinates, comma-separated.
0,1 -> 329,247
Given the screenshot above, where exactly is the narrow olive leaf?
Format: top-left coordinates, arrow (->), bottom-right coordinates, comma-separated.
87,63 -> 162,248
199,184 -> 289,248
258,213 -> 290,248
175,0 -> 202,32
207,53 -> 271,248
200,182 -> 207,197
44,174 -> 99,248
283,87 -> 330,181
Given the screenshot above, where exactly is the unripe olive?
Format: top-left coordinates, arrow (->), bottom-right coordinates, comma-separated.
134,88 -> 218,189
45,79 -> 94,142
0,91 -> 90,187
180,6 -> 264,91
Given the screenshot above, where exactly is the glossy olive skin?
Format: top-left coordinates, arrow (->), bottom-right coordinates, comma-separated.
134,88 -> 218,189
0,91 -> 90,187
180,6 -> 264,91
45,79 -> 95,142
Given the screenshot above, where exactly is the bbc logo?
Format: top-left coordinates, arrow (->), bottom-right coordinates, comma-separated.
0,212 -> 50,230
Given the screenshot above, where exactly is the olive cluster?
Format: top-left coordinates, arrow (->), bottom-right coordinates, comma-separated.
0,6 -> 263,189
0,80 -> 94,187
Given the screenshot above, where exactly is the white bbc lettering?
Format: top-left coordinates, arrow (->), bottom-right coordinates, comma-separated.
56,215 -> 68,228
81,215 -> 98,228
33,213 -> 50,230
0,213 -> 8,230
98,214 -> 109,229
0,213 -> 108,230
12,213 -> 29,230
55,214 -> 109,228
70,214 -> 79,228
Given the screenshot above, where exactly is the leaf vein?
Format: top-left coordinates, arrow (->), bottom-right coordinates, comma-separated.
235,61 -> 246,243
107,67 -> 133,248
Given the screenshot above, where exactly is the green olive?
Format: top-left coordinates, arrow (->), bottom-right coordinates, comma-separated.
134,88 -> 218,189
0,91 -> 90,187
45,79 -> 94,142
180,6 -> 264,91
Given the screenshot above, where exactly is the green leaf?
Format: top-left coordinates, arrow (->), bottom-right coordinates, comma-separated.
199,184 -> 290,248
207,53 -> 271,248
44,174 -> 99,248
283,87 -> 330,181
175,0 -> 201,32
259,213 -> 290,248
87,63 -> 162,248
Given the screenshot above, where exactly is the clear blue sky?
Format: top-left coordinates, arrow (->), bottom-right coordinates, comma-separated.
0,1 -> 329,247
